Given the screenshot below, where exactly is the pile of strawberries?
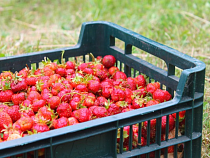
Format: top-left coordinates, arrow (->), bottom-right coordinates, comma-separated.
0,53 -> 185,157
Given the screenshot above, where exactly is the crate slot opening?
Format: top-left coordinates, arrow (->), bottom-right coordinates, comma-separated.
132,46 -> 168,72
110,36 -> 125,53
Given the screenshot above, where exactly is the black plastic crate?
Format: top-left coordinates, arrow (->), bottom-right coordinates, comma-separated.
0,21 -> 205,158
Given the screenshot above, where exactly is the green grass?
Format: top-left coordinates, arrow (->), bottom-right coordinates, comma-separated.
0,0 -> 210,157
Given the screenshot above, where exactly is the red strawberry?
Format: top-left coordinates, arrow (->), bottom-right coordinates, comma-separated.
66,61 -> 75,70
132,87 -> 147,98
57,103 -> 72,118
26,76 -> 38,86
172,110 -> 186,122
142,119 -> 156,139
135,75 -> 146,88
111,87 -> 126,101
131,98 -> 144,109
27,91 -> 42,101
43,66 -> 54,76
94,96 -> 108,106
107,103 -> 121,116
37,106 -> 54,121
0,104 -> 9,113
92,106 -> 108,118
48,96 -> 60,109
0,111 -> 12,132
14,116 -> 34,132
124,88 -> 133,104
53,117 -> 69,129
102,86 -> 113,98
57,89 -> 72,102
153,89 -> 172,102
18,68 -> 29,78
55,67 -> 66,77
161,115 -> 175,134
11,92 -> 26,105
7,105 -> 21,122
68,117 -> 79,125
19,104 -> 34,117
83,68 -> 94,75
88,80 -> 101,93
108,66 -> 119,76
72,108 -> 91,123
32,122 -> 49,133
146,82 -> 160,94
123,77 -> 137,90
84,93 -> 96,107
47,74 -> 61,87
102,55 -> 116,68
66,69 -> 75,75
10,79 -> 27,93
145,100 -> 159,107
94,69 -> 107,81
75,83 -> 88,92
69,96 -> 82,110
113,71 -> 127,80
0,90 -> 13,102
31,99 -> 46,112
78,63 -> 88,71
51,82 -> 65,96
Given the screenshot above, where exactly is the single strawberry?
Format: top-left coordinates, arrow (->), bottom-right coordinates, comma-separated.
122,77 -> 137,90
57,102 -> 72,118
26,76 -> 38,86
88,80 -> 101,94
72,108 -> 91,123
94,69 -> 107,81
51,82 -> 65,96
31,99 -> 46,112
32,122 -> 49,133
68,117 -> 79,125
124,88 -> 133,104
132,87 -> 147,98
43,66 -> 54,76
106,103 -> 121,116
37,106 -> 54,121
83,68 -> 94,75
94,96 -> 108,106
113,71 -> 127,80
69,96 -> 82,110
57,89 -> 72,102
14,116 -> 34,132
47,74 -> 61,87
18,67 -> 29,78
131,98 -> 144,109
102,86 -> 113,98
0,90 -> 13,102
84,93 -> 96,107
111,87 -> 126,102
19,104 -> 34,117
161,115 -> 175,134
102,55 -> 116,68
153,89 -> 172,103
145,99 -> 159,107
55,67 -> 67,77
108,66 -> 119,76
75,83 -> 88,92
53,117 -> 69,129
0,111 -> 12,132
146,82 -> 160,94
66,61 -> 75,70
7,105 -> 21,122
66,69 -> 75,75
135,75 -> 146,88
10,79 -> 27,93
27,91 -> 42,101
11,92 -> 26,105
92,106 -> 108,118
48,96 -> 60,109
